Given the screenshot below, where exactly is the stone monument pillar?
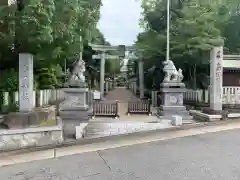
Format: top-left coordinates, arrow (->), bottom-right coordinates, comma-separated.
158,60 -> 192,120
138,60 -> 144,99
210,47 -> 223,112
19,53 -> 34,112
60,59 -> 92,138
100,52 -> 106,99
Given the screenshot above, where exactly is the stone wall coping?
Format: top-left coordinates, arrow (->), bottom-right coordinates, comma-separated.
190,110 -> 222,118
228,113 -> 240,118
0,125 -> 62,136
190,110 -> 240,119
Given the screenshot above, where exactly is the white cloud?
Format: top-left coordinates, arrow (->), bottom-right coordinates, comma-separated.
97,0 -> 143,45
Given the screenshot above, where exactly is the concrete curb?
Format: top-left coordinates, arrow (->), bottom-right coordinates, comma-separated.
1,119 -> 239,157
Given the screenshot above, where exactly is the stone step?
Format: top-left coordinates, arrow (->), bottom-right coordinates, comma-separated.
60,111 -> 91,121
159,106 -> 187,111
183,120 -> 195,124
159,111 -> 191,116
158,115 -> 193,120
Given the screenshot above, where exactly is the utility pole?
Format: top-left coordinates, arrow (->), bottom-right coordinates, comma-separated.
79,30 -> 83,61
166,0 -> 170,60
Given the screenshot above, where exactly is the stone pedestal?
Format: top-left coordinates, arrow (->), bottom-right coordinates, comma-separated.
158,82 -> 192,120
59,88 -> 92,138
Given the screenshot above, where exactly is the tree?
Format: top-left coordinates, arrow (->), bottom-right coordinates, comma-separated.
137,0 -> 239,89
0,0 -> 103,91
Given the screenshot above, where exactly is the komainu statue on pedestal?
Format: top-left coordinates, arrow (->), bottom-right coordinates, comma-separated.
162,59 -> 184,83
67,59 -> 86,87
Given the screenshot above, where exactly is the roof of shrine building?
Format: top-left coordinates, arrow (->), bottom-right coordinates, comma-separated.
223,55 -> 240,70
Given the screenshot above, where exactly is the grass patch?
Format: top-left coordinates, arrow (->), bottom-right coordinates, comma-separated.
39,120 -> 57,127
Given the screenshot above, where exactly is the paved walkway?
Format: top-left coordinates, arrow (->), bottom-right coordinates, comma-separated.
88,87 -> 160,137
2,124 -> 240,179
105,87 -> 139,102
104,87 -> 142,118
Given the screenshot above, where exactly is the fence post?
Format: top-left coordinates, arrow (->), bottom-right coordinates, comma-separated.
115,100 -> 119,118
92,100 -> 96,119
148,99 -> 151,115
151,91 -> 155,107
226,88 -> 231,104
197,90 -> 202,102
14,91 -> 19,104
39,90 -> 43,106
3,92 -> 9,106
234,91 -> 238,105
204,89 -> 209,103
127,101 -> 130,116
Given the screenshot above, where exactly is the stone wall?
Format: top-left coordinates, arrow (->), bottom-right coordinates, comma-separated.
0,125 -> 63,152
2,105 -> 56,129
84,122 -> 172,138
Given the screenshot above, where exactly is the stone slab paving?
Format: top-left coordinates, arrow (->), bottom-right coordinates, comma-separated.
2,129 -> 240,179
104,87 -> 139,102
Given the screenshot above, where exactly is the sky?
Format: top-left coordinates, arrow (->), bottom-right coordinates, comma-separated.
97,0 -> 143,46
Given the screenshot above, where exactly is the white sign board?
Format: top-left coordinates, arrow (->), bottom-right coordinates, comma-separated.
93,90 -> 101,100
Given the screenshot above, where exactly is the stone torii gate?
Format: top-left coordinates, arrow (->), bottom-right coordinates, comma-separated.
89,43 -> 138,100
92,53 -> 120,94
127,52 -> 145,99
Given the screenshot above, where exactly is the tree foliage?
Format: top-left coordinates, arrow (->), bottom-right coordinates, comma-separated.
137,0 -> 240,89
0,0 -> 104,91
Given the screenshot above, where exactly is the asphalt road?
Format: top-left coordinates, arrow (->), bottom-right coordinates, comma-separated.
1,129 -> 240,180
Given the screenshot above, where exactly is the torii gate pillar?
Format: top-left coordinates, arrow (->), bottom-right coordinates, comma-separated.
100,52 -> 106,100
